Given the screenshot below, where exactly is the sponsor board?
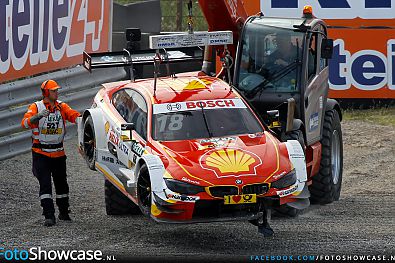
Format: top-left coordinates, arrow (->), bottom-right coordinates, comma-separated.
1,0 -> 111,83
261,0 -> 395,19
329,32 -> 395,99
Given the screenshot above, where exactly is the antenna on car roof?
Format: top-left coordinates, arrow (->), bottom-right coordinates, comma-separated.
153,51 -> 161,96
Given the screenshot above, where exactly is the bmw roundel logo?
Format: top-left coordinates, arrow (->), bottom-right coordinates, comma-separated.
235,179 -> 243,185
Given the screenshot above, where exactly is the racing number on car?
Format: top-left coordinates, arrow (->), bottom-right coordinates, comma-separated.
157,115 -> 184,132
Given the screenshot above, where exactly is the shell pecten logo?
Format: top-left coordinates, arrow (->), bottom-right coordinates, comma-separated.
184,79 -> 212,90
160,78 -> 213,91
200,148 -> 262,178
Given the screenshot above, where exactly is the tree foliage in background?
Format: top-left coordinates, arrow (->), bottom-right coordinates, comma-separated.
114,0 -> 208,32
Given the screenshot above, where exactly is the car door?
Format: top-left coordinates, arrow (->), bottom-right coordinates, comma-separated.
304,25 -> 328,145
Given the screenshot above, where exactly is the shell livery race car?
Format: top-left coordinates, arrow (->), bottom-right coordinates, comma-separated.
77,31 -> 310,236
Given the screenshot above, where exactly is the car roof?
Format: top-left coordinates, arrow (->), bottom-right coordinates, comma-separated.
123,75 -> 239,104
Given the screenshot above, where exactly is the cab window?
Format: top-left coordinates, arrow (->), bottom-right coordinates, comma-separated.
319,25 -> 328,72
307,31 -> 318,80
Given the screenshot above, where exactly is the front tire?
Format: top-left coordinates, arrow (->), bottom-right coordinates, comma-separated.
137,164 -> 151,217
83,115 -> 96,171
104,179 -> 140,215
309,110 -> 343,204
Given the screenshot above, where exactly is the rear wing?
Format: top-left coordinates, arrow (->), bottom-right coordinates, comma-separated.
83,31 -> 233,72
83,51 -> 132,72
83,49 -> 204,73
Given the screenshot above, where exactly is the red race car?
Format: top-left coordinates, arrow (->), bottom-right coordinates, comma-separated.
77,31 -> 309,236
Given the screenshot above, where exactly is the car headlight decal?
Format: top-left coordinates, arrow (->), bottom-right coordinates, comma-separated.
271,169 -> 297,189
164,179 -> 205,195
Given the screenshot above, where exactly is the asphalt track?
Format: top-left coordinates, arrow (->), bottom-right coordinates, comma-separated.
0,119 -> 394,262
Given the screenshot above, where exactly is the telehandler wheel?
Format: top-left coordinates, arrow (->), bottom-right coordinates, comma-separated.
309,110 -> 343,204
105,179 -> 140,215
274,129 -> 305,218
83,115 -> 96,171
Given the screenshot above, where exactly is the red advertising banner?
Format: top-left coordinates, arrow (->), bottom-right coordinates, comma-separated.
0,0 -> 112,83
244,0 -> 395,99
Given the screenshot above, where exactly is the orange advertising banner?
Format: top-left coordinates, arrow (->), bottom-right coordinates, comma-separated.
328,28 -> 395,99
244,0 -> 395,99
0,0 -> 112,84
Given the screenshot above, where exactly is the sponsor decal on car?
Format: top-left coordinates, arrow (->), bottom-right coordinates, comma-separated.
200,137 -> 236,147
200,148 -> 262,178
276,183 -> 298,197
105,122 -> 110,135
181,177 -> 201,185
108,128 -> 129,155
247,132 -> 265,138
131,140 -> 145,157
101,156 -> 121,165
272,171 -> 287,180
167,193 -> 199,202
224,194 -> 257,205
153,98 -> 246,114
157,78 -> 213,92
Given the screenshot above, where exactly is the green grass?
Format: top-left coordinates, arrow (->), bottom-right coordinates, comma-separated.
343,107 -> 395,127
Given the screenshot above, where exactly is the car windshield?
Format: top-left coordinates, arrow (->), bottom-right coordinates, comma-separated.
152,100 -> 264,141
237,21 -> 304,95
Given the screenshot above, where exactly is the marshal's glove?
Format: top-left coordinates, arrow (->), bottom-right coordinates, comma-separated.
30,109 -> 50,124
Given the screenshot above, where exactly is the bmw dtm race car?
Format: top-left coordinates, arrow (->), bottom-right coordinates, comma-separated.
77,31 -> 309,236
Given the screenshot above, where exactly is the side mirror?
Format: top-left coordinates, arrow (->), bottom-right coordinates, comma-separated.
267,110 -> 281,129
121,123 -> 135,131
321,38 -> 333,59
121,123 -> 135,141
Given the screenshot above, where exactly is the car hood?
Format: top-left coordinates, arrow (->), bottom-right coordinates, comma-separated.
160,132 -> 289,186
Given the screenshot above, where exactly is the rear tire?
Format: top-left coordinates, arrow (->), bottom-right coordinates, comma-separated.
83,116 -> 96,171
309,110 -> 343,204
104,179 -> 140,215
273,205 -> 299,218
274,129 -> 305,218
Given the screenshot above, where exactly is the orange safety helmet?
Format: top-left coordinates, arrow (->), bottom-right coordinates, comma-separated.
41,79 -> 60,97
